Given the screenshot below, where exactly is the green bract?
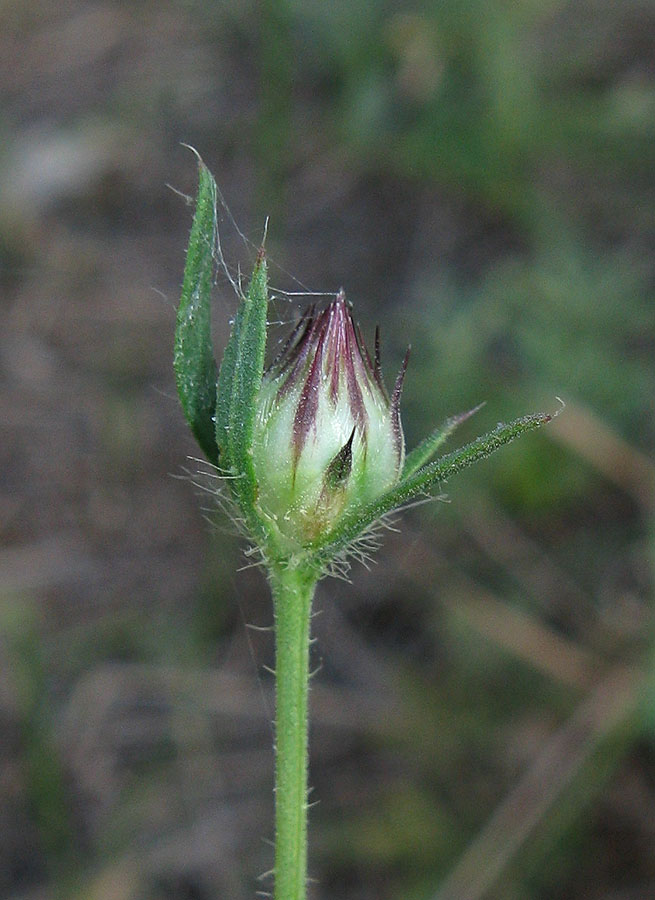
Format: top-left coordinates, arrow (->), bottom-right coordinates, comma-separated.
175,159 -> 552,571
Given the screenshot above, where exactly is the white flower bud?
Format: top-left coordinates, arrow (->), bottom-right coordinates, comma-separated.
252,291 -> 407,549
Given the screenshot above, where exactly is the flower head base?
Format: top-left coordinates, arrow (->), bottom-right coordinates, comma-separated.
252,290 -> 407,549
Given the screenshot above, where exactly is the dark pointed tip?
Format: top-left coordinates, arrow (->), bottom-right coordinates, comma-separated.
257,245 -> 266,262
370,325 -> 387,395
324,426 -> 356,490
395,343 -> 411,374
391,347 -> 410,410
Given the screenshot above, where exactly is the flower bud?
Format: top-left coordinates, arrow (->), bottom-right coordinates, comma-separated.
252,290 -> 407,549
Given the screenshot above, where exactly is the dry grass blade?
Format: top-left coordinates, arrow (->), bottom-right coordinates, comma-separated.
398,534 -> 599,690
431,665 -> 644,900
547,401 -> 655,510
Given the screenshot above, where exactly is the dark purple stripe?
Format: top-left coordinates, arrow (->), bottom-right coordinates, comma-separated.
267,307 -> 314,377
291,336 -> 325,477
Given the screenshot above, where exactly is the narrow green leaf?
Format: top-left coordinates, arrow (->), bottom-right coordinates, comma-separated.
216,249 -> 269,522
311,412 -> 552,565
403,403 -> 485,478
174,157 -> 219,464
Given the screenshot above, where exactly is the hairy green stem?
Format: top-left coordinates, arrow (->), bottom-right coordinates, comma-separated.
270,563 -> 317,900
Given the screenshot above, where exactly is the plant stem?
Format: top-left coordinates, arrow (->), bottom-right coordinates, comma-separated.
270,563 -> 317,900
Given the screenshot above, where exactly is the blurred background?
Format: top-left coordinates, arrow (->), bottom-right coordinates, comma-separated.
1,1 -> 654,898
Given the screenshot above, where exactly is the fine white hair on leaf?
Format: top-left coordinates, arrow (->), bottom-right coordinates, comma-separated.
181,164 -> 339,331
174,459 -> 253,543
319,497 -> 447,580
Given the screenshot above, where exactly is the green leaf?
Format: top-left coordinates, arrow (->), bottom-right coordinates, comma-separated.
174,156 -> 219,464
311,413 -> 552,565
215,249 -> 269,526
402,403 -> 485,478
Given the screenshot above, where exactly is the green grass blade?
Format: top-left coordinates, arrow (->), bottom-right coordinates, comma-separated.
174,157 -> 219,464
403,403 -> 485,478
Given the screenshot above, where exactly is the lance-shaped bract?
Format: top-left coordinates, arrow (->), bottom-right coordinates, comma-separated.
215,247 -> 269,542
174,158 -> 219,465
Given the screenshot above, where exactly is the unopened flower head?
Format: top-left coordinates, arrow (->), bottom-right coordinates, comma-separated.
252,290 -> 407,548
